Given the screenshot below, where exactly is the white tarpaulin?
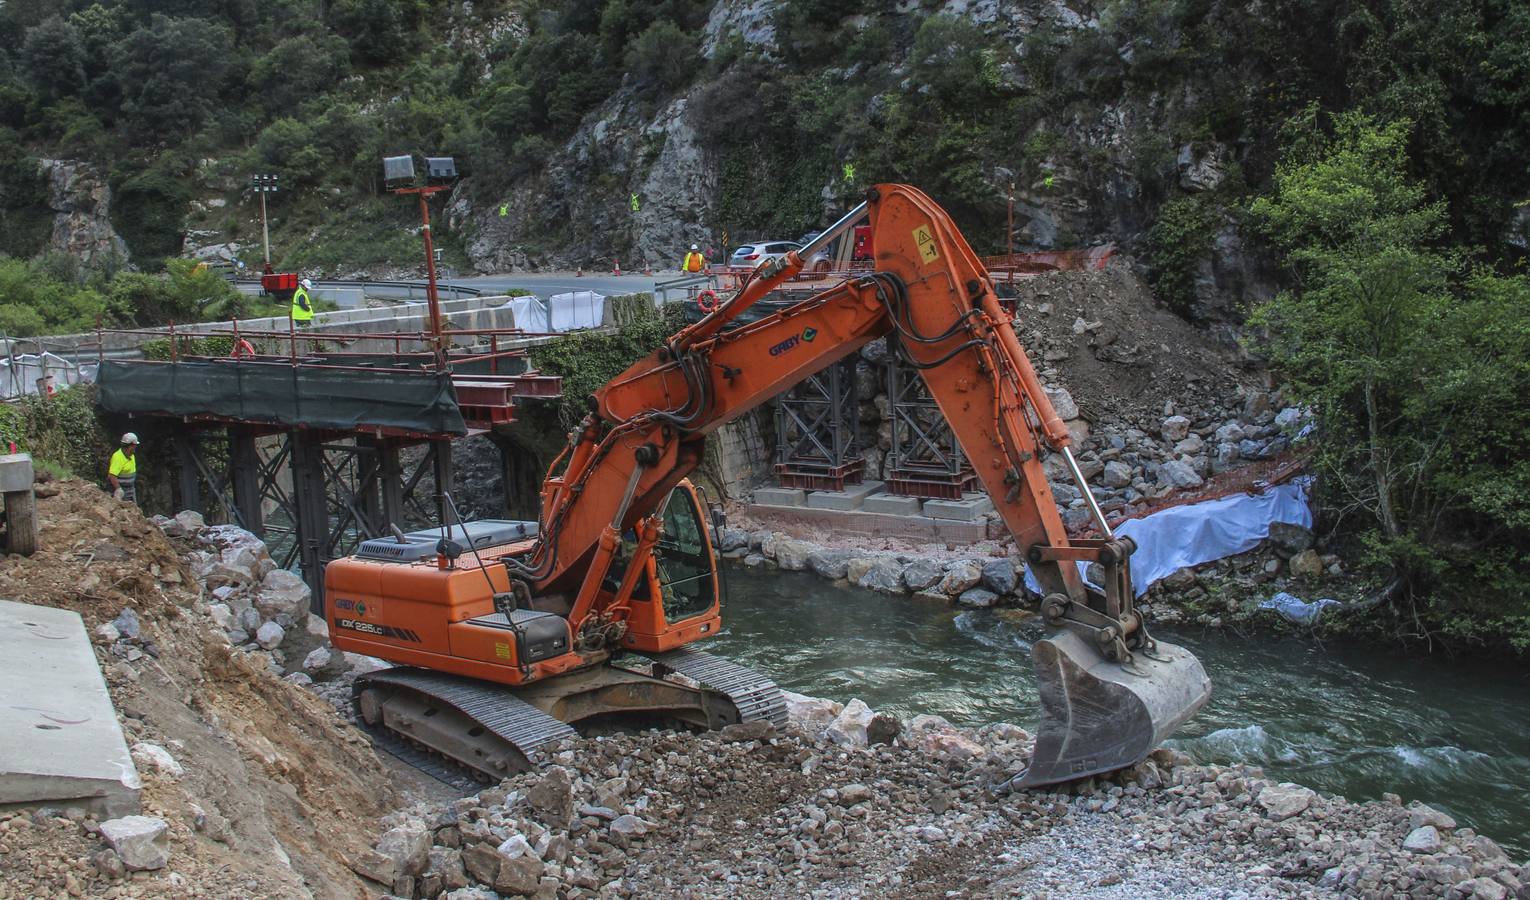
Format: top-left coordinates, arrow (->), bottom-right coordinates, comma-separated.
547,291 -> 604,332
1026,477 -> 1314,597
506,294 -> 549,333
1,352 -> 88,400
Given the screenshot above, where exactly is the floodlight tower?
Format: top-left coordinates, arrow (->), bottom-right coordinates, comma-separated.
384,155 -> 457,359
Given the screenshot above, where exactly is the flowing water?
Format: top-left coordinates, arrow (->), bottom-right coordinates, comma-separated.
706,569 -> 1530,857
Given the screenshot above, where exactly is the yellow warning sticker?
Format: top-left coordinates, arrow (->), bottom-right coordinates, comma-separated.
495,642 -> 511,659
914,224 -> 939,263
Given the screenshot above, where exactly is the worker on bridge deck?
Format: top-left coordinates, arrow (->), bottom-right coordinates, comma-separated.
108,433 -> 138,504
682,244 -> 705,274
291,278 -> 315,326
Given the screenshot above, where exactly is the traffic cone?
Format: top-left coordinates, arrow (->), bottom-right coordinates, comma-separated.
612,259 -> 622,276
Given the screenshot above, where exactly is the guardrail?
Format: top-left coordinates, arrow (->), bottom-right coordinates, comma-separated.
653,273 -> 719,304
231,278 -> 483,300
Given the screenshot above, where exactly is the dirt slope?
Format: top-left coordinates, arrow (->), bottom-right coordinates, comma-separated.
0,480 -> 401,898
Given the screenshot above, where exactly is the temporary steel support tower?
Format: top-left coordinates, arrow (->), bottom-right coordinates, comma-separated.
773,358 -> 863,491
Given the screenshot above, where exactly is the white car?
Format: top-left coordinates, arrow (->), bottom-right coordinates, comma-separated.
729,240 -> 834,272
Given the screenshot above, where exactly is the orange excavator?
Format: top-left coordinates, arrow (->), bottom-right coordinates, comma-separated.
326,184 -> 1211,786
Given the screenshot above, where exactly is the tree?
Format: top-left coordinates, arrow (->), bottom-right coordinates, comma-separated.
20,16 -> 87,99
1251,108 -> 1530,649
110,15 -> 233,138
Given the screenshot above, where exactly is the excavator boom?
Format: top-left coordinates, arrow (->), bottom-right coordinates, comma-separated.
328,184 -> 1208,787
542,184 -> 1210,783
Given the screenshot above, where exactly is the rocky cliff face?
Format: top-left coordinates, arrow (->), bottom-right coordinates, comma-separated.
445,0 -> 1271,320
450,93 -> 719,274
37,159 -> 131,268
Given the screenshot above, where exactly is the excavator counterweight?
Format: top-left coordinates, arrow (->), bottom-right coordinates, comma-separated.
324,184 -> 1209,788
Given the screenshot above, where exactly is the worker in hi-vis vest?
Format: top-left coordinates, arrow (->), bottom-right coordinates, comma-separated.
682,244 -> 705,273
108,432 -> 139,504
291,278 -> 315,325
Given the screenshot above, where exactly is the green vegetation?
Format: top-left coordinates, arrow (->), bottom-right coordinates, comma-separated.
1251,110 -> 1530,652
0,384 -> 111,479
530,297 -> 685,427
0,255 -> 241,336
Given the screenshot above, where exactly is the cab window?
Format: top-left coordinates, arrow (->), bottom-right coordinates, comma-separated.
656,487 -> 715,623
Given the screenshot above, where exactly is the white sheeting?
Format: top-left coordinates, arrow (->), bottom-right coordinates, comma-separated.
1025,477 -> 1314,597
506,294 -> 549,333
1,352 -> 88,399
546,291 -> 605,332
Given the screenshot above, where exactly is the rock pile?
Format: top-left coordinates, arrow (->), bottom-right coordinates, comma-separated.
716,526 -> 1028,610
360,692 -> 1527,898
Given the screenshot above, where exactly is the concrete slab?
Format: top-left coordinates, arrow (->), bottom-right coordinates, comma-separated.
0,453 -> 33,493
753,487 -> 807,508
922,493 -> 995,522
805,480 -> 886,511
861,494 -> 923,516
0,599 -> 140,818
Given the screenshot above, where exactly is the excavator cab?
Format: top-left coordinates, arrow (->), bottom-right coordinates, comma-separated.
619,481 -> 725,653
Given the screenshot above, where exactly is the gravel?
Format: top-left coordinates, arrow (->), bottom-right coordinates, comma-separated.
361,700 -> 1528,899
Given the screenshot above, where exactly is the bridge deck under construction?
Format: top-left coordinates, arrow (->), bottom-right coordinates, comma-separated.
93,322 -> 562,607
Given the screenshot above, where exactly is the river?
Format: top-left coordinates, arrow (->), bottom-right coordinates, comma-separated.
705,568 -> 1530,857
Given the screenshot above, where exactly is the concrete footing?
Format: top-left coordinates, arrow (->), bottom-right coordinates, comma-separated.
922,494 -> 995,522
753,487 -> 807,508
0,599 -> 140,818
861,494 -> 923,516
805,480 -> 885,511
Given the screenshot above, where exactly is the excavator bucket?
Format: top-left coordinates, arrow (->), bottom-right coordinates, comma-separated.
1015,629 -> 1212,788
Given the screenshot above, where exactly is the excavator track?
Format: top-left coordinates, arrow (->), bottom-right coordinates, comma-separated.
355,668 -> 578,781
640,647 -> 789,729
354,651 -> 786,784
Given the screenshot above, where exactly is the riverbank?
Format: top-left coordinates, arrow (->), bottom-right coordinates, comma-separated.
357,694 -> 1527,898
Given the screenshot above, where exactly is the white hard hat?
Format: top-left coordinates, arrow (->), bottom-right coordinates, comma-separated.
300,278 -> 313,289
691,244 -> 699,250
121,432 -> 139,445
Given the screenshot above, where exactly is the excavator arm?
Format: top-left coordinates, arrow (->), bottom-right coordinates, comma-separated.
521,184 -> 1209,785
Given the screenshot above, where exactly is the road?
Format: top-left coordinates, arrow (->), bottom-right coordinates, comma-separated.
458,271 -> 658,300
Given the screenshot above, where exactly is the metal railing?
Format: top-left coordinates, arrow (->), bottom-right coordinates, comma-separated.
230,277 -> 483,301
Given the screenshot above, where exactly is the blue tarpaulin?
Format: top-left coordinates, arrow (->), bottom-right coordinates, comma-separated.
1026,477 -> 1314,596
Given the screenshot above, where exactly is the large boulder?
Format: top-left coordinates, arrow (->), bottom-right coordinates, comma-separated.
716,526 -> 749,552
375,820 -> 432,877
980,558 -> 1017,595
901,559 -> 944,592
1101,461 -> 1133,488
857,559 -> 906,594
130,743 -> 184,779
957,588 -> 999,608
1256,783 -> 1315,821
1289,549 -> 1324,579
527,766 -> 575,829
1043,387 -> 1079,421
1159,459 -> 1204,488
99,816 -> 170,871
1160,415 -> 1191,442
254,621 -> 285,650
1266,522 -> 1315,558
938,560 -> 982,596
807,548 -> 857,580
783,691 -> 843,735
825,698 -> 875,748
254,569 -> 312,620
773,538 -> 816,572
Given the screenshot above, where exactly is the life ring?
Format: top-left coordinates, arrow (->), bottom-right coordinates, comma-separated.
231,338 -> 256,359
696,289 -> 721,314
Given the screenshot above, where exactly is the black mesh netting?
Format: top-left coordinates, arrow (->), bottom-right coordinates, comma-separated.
97,359 -> 467,435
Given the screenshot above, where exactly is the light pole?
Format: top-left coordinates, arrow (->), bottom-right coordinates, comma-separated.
1007,180 -> 1016,259
384,155 -> 457,362
250,174 -> 279,271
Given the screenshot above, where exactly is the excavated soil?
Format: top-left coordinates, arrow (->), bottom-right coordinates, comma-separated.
0,480 -> 410,899
1005,265 -> 1262,430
